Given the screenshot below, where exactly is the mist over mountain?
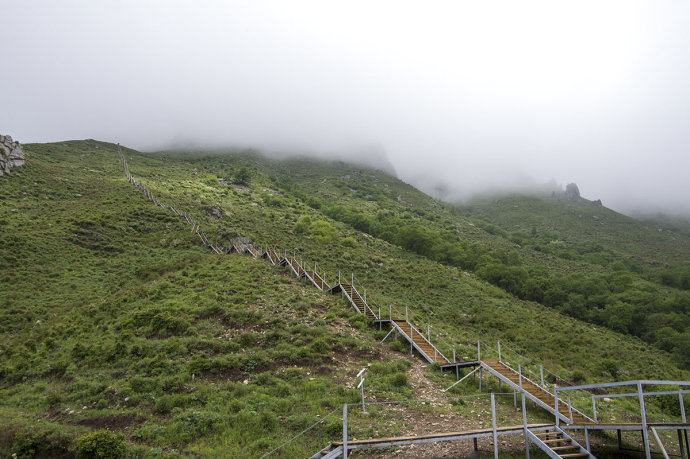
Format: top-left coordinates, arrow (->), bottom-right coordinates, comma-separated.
3,1 -> 690,216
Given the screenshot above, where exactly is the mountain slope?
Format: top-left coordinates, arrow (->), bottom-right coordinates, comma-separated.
1,140 -> 688,457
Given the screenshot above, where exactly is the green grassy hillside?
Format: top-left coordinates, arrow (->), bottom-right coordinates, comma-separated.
1,140 -> 688,457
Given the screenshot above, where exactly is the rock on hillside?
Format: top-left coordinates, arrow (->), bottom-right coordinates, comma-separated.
564,182 -> 580,200
0,135 -> 25,176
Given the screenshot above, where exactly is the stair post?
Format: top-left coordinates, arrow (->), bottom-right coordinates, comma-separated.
522,392 -> 530,459
427,325 -> 431,341
540,365 -> 544,387
593,396 -> 598,423
477,341 -> 481,361
567,393 -> 573,423
453,347 -> 456,363
497,341 -> 501,362
343,404 -> 348,459
389,304 -> 392,320
410,326 -> 414,355
518,365 -> 522,390
491,392 -> 499,459
555,389 -> 560,428
405,306 -> 408,321
638,381 -> 651,459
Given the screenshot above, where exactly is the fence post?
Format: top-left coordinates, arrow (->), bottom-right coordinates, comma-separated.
638,382 -> 651,459
491,392 -> 499,459
522,392 -> 530,459
343,404 -> 348,459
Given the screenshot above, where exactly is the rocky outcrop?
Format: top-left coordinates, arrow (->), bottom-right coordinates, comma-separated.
564,183 -> 580,201
0,135 -> 25,176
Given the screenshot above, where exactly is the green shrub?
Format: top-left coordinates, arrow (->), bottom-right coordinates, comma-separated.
388,373 -> 408,387
76,429 -> 127,458
294,215 -> 312,234
341,237 -> 356,247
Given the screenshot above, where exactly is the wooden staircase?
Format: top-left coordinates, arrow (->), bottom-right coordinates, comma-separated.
304,270 -> 330,291
263,249 -> 281,265
338,283 -> 377,320
282,257 -> 305,277
527,426 -> 594,458
392,319 -> 450,365
481,360 -> 595,425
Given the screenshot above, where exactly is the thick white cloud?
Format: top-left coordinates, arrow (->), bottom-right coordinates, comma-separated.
2,1 -> 689,215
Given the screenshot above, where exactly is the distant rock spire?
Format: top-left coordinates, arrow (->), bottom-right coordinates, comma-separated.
565,183 -> 580,201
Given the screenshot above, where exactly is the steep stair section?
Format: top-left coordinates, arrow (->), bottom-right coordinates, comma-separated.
338,283 -> 378,320
263,249 -> 281,265
527,426 -> 594,458
304,270 -> 330,291
245,246 -> 261,258
392,320 -> 450,365
281,257 -> 305,277
481,360 -> 594,425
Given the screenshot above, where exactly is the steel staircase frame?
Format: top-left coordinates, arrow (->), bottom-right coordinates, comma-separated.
480,361 -> 595,425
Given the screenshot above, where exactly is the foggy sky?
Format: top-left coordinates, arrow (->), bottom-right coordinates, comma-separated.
3,1 -> 690,216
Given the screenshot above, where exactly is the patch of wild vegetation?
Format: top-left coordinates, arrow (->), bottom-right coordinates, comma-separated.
1,141 -> 687,457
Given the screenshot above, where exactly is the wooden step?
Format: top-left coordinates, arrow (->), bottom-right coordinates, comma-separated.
542,438 -> 572,445
533,431 -> 562,438
559,454 -> 589,458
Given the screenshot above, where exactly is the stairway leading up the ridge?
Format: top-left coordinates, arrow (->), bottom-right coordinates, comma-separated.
117,147 -> 601,454
392,319 -> 450,365
481,360 -> 594,425
263,249 -> 281,265
282,257 -> 305,277
338,282 -> 378,320
304,270 -> 330,291
527,426 -> 594,458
